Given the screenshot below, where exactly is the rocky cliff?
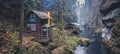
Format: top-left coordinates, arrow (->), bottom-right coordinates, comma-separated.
98,0 -> 120,54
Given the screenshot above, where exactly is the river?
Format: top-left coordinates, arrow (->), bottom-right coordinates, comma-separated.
74,25 -> 108,54
73,0 -> 108,54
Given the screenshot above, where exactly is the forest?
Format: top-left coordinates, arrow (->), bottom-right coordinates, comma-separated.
0,0 -> 120,54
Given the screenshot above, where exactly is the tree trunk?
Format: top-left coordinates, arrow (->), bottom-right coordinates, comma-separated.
20,0 -> 24,43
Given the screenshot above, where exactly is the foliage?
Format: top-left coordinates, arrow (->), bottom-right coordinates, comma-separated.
17,41 -> 45,54
10,32 -> 20,46
51,29 -> 80,53
25,0 -> 37,10
0,32 -> 48,54
0,31 -> 20,54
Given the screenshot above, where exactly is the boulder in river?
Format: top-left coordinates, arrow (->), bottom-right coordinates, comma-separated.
78,38 -> 90,47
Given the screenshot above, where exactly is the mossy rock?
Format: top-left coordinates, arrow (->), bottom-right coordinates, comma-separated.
78,38 -> 90,47
111,47 -> 120,54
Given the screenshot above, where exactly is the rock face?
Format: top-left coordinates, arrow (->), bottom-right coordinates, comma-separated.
98,0 -> 120,54
87,0 -> 120,54
99,0 -> 120,16
99,0 -> 120,40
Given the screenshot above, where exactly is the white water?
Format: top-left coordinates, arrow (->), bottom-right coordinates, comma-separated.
101,27 -> 112,41
74,45 -> 86,54
72,0 -> 85,25
73,0 -> 86,54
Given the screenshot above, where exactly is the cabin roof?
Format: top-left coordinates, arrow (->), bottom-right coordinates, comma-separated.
32,10 -> 48,19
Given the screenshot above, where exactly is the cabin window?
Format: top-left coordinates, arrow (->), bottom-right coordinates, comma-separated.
26,24 -> 36,31
31,24 -> 36,31
27,24 -> 31,28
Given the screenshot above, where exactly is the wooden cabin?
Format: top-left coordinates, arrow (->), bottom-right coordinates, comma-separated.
25,10 -> 51,40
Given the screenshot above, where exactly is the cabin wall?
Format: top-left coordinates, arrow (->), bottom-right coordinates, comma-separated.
25,23 -> 41,36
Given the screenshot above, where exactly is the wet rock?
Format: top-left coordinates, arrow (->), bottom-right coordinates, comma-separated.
99,0 -> 120,54
78,38 -> 90,47
64,23 -> 81,35
64,23 -> 76,30
102,8 -> 120,20
100,8 -> 120,42
101,8 -> 120,29
100,0 -> 120,33
100,0 -> 120,16
102,19 -> 115,28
